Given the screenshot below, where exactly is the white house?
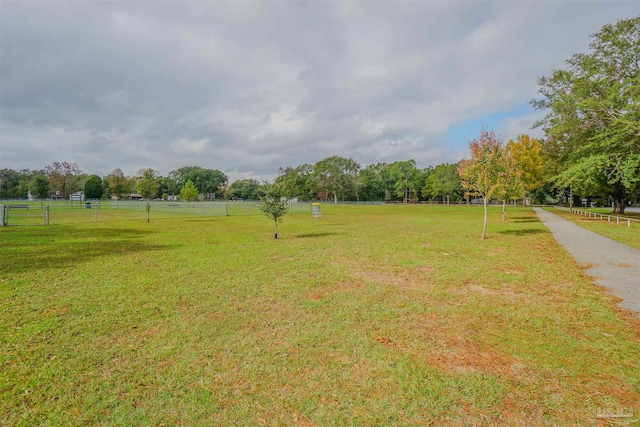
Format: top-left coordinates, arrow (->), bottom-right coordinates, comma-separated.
70,191 -> 85,201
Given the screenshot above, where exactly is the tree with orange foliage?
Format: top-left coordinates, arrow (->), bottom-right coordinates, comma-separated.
496,145 -> 523,223
506,134 -> 543,205
458,130 -> 505,239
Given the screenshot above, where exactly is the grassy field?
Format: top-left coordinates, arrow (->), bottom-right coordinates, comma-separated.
548,208 -> 640,250
1,205 -> 639,426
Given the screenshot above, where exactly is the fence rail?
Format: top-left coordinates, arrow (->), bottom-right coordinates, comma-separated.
556,206 -> 640,228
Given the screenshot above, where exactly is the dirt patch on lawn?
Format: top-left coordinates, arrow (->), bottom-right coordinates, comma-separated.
334,259 -> 438,292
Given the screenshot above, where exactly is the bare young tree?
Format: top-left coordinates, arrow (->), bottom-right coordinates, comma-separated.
46,161 -> 82,198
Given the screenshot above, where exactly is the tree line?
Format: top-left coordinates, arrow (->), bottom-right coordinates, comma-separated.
0,159 -> 468,204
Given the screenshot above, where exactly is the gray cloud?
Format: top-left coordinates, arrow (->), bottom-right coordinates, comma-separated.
1,1 -> 638,181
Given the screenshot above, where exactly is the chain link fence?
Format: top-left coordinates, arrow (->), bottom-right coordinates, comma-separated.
0,200 -> 312,225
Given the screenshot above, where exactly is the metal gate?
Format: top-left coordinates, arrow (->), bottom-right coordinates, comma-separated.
0,204 -> 49,226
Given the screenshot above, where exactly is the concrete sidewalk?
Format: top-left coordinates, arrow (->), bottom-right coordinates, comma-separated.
534,208 -> 640,315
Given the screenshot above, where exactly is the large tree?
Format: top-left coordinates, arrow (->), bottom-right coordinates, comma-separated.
227,179 -> 261,200
0,169 -> 24,199
0,169 -> 45,199
84,174 -> 104,199
532,16 -> 640,214
506,135 -> 543,205
46,161 -> 82,198
313,156 -> 360,203
136,168 -> 160,223
423,163 -> 463,204
389,160 -> 420,203
106,168 -> 131,200
30,174 -> 50,206
168,166 -> 228,199
458,129 -> 505,239
357,163 -> 392,201
275,164 -> 315,201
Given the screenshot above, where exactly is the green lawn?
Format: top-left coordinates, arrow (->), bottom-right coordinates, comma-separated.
1,205 -> 639,426
548,208 -> 640,250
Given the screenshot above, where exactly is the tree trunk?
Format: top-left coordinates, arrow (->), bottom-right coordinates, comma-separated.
502,201 -> 506,224
274,220 -> 278,239
613,198 -> 628,215
612,182 -> 628,215
146,201 -> 150,223
482,198 -> 488,239
568,187 -> 573,209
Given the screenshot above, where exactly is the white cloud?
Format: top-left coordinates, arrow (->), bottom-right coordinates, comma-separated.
500,113 -> 546,142
1,1 -> 637,180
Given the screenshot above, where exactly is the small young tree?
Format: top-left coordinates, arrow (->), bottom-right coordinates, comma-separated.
496,146 -> 524,223
180,179 -> 198,202
30,174 -> 50,207
458,129 -> 505,239
258,183 -> 288,239
136,168 -> 160,223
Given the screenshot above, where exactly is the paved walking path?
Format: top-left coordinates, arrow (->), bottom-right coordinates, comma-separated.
534,208 -> 640,315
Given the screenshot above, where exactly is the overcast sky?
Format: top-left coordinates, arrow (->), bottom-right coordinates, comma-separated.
1,1 -> 638,182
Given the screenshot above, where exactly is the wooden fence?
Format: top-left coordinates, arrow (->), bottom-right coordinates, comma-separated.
563,207 -> 640,228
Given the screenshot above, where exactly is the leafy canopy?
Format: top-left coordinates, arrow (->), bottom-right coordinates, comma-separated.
106,168 -> 131,200
180,179 -> 198,202
314,156 -> 360,203
136,168 -> 160,223
423,163 -> 462,203
258,183 -> 288,239
84,175 -> 104,199
46,161 -> 82,198
30,174 -> 51,201
532,16 -> 640,212
458,129 -> 506,239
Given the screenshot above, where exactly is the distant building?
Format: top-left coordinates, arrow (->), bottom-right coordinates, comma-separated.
70,191 -> 85,201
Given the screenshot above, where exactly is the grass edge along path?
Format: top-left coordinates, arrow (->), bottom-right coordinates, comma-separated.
1,205 -> 639,426
547,207 -> 640,250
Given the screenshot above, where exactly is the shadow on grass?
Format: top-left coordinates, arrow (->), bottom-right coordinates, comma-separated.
498,229 -> 547,236
294,232 -> 346,238
179,218 -> 225,222
510,215 -> 540,221
0,227 -> 173,274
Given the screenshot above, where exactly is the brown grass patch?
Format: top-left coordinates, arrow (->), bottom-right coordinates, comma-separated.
501,267 -> 525,275
613,262 -> 632,268
41,306 -> 69,317
413,314 -> 519,376
374,336 -> 404,351
336,258 -> 437,291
